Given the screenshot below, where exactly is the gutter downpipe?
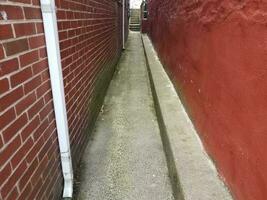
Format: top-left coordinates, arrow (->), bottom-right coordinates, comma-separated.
122,0 -> 125,49
40,0 -> 73,198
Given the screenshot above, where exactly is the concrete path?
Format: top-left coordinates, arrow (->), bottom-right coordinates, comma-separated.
76,32 -> 174,200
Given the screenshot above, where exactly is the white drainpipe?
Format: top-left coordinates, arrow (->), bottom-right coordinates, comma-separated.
40,0 -> 73,198
122,0 -> 125,49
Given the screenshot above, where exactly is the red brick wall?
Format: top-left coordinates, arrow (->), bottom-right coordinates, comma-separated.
0,1 -> 62,199
147,1 -> 267,200
55,0 -> 124,166
0,0 -> 127,199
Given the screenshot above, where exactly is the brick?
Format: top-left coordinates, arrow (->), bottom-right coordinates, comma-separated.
41,161 -> 54,191
14,23 -> 36,37
31,156 -> 48,185
0,78 -> 9,94
21,116 -> 40,141
62,21 -> 71,29
44,90 -> 52,103
19,158 -> 38,189
36,80 -> 51,98
44,148 -> 57,176
24,75 -> 42,94
17,183 -> 32,200
9,0 -> 31,4
5,187 -> 19,200
0,58 -> 19,76
27,98 -> 44,119
1,161 -> 27,198
33,118 -> 49,141
0,134 -> 21,167
15,92 -> 36,115
39,47 -> 47,58
47,169 -> 62,199
39,137 -> 52,160
60,39 -> 71,50
32,0 -> 40,6
0,5 -> 24,20
24,7 -> 42,19
19,50 -> 39,67
3,39 -> 29,56
49,118 -> 57,129
0,108 -> 16,130
68,29 -> 76,38
2,113 -> 28,143
39,101 -> 53,121
0,24 -> 14,40
66,11 -> 74,19
57,10 -> 66,19
0,163 -> 12,186
55,0 -> 62,8
28,175 -> 43,199
36,23 -> 44,33
60,48 -> 69,59
32,59 -> 48,74
0,44 -> 4,59
0,136 -> 3,149
29,35 -> 46,49
41,69 -> 50,82
11,137 -> 34,168
0,87 -> 24,112
10,67 -> 33,87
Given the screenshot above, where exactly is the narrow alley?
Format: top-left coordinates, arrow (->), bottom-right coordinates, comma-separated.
76,32 -> 174,200
1,0 -> 267,200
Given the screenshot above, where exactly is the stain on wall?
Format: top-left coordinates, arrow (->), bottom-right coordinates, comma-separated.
147,1 -> 267,200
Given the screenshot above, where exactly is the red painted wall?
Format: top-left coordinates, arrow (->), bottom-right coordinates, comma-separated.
147,1 -> 267,200
0,0 -> 128,199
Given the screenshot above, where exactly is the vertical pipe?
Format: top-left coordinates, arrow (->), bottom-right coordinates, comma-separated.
122,0 -> 125,49
40,0 -> 73,198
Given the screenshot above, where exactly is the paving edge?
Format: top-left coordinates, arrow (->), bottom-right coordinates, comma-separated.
141,34 -> 233,200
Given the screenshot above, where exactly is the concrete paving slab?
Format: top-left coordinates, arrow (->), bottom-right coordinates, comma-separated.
76,32 -> 174,200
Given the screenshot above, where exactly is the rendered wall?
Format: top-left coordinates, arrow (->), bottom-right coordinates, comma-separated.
0,0 -> 127,199
147,1 -> 267,200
